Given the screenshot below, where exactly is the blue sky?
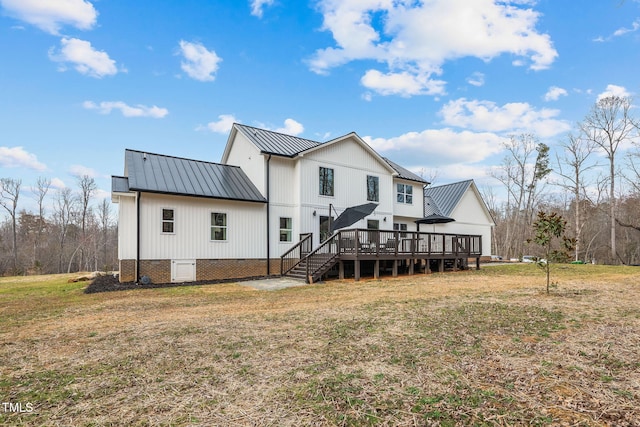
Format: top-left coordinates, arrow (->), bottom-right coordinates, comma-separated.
1,0 -> 639,211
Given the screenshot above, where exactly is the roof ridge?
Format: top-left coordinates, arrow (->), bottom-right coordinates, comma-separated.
125,149 -> 242,169
234,123 -> 321,144
425,179 -> 473,190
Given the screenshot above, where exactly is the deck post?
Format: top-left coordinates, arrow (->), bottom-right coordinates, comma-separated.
339,260 -> 344,279
355,260 -> 360,281
476,257 -> 480,270
439,259 -> 444,272
409,259 -> 414,275
425,259 -> 431,274
392,260 -> 398,277
374,259 -> 380,279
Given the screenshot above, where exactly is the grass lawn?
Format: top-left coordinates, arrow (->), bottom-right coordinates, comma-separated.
1,265 -> 639,426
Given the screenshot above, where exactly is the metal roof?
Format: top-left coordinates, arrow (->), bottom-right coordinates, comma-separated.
118,149 -> 266,202
383,158 -> 429,184
423,180 -> 473,216
234,123 -> 321,157
112,176 -> 130,193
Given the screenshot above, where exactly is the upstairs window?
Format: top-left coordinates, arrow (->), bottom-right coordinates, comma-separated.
280,217 -> 292,242
367,175 -> 379,202
319,167 -> 334,196
211,213 -> 227,241
397,183 -> 413,204
162,209 -> 174,233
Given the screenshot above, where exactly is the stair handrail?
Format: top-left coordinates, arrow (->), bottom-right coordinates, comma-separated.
304,231 -> 341,282
280,233 -> 313,275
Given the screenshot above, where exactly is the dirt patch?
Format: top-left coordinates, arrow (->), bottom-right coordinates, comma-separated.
84,274 -> 269,294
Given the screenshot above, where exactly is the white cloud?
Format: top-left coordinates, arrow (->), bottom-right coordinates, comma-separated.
440,98 -> 571,138
49,37 -> 119,78
0,0 -> 97,34
69,164 -> 97,178
200,114 -> 237,133
250,0 -> 274,18
363,128 -> 506,165
613,19 -> 640,37
83,101 -> 169,118
50,177 -> 66,189
544,86 -> 568,101
597,84 -> 631,101
274,118 -> 304,135
309,0 -> 557,97
466,72 -> 485,87
361,69 -> 446,97
178,40 -> 222,82
0,146 -> 46,170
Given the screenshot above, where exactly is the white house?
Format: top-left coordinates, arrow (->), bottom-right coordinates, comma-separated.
112,124 -> 492,283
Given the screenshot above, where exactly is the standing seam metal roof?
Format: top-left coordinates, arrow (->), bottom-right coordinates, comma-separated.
235,123 -> 321,157
423,180 -> 473,217
118,149 -> 266,202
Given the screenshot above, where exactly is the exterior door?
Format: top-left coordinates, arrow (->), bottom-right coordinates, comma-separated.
319,215 -> 334,242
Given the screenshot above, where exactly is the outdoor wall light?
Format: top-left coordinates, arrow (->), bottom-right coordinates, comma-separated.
313,210 -> 317,216
383,217 -> 387,221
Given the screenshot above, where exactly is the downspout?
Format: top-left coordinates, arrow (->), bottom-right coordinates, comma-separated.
266,155 -> 272,276
135,191 -> 141,283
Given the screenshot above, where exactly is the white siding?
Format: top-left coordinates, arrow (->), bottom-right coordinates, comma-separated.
393,179 -> 424,220
225,131 -> 266,194
298,137 -> 395,233
116,194 -> 137,259
138,193 -> 267,260
431,188 -> 494,256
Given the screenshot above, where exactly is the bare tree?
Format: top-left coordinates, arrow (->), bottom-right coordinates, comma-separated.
53,187 -> 77,273
0,178 -> 22,273
490,134 -> 548,258
77,175 -> 96,271
554,132 -> 598,261
97,198 -> 112,271
580,96 -> 637,262
31,177 -> 51,271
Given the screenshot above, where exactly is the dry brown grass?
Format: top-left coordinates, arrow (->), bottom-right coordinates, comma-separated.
1,265 -> 639,426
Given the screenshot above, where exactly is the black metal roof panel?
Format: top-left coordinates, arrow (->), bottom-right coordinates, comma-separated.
423,180 -> 473,216
384,158 -> 428,184
112,176 -> 130,193
235,123 -> 321,157
123,149 -> 266,202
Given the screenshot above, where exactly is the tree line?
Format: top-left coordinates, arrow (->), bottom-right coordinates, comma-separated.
485,96 -> 640,265
0,175 -> 117,276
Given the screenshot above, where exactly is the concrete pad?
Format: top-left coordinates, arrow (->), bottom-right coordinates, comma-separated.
239,277 -> 308,291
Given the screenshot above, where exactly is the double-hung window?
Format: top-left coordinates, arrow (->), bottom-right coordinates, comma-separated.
394,223 -> 408,237
367,175 -> 379,202
162,209 -> 174,233
280,217 -> 292,242
319,167 -> 334,196
211,213 -> 227,241
397,184 -> 413,204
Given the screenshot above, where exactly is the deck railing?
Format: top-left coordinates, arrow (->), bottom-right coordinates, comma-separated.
280,233 -> 313,275
281,229 -> 482,282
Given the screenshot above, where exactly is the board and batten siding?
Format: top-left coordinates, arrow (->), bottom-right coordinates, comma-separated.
298,137 -> 394,223
116,194 -> 137,260
393,179 -> 425,220
137,193 -> 266,260
224,131 -> 266,195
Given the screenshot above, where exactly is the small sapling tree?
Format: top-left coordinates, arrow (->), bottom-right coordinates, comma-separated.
528,211 -> 575,294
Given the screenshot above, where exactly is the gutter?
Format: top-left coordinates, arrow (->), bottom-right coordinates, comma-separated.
266,155 -> 272,276
135,191 -> 141,283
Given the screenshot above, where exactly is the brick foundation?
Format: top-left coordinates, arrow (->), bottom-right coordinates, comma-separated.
118,258 -> 279,283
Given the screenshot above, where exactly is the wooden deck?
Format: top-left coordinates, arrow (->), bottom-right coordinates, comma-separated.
281,229 -> 483,283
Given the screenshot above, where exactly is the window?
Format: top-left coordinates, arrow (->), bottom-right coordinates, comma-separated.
394,223 -> 408,237
319,215 -> 334,242
211,213 -> 227,241
162,209 -> 174,233
280,217 -> 292,242
367,219 -> 379,230
397,183 -> 413,204
367,175 -> 379,202
319,167 -> 334,196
